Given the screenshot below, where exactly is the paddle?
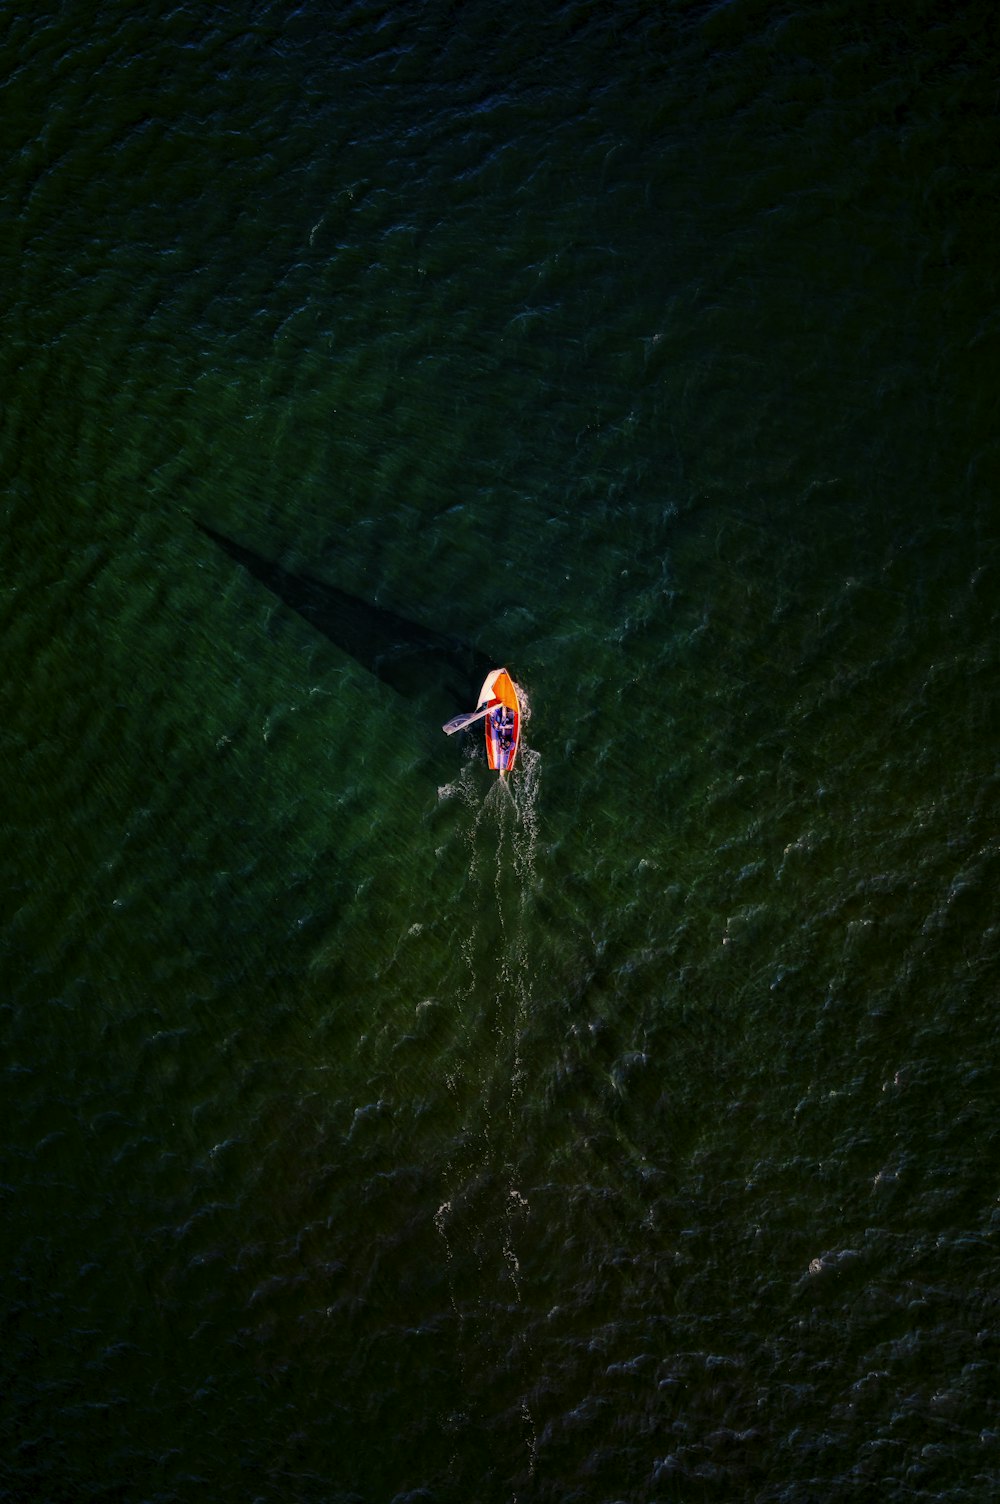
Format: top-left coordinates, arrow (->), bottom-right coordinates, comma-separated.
442,698 -> 502,736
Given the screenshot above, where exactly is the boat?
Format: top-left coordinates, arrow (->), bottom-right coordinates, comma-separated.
442,666 -> 521,773
480,667 -> 520,773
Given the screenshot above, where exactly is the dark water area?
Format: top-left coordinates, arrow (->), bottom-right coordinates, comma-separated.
3,1 -> 1000,1499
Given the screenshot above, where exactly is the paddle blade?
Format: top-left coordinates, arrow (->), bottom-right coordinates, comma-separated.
442,700 -> 498,735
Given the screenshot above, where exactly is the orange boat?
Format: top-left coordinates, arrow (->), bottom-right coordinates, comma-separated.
442,666 -> 521,773
480,667 -> 520,773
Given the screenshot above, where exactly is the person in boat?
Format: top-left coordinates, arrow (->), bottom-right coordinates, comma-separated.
494,706 -> 513,751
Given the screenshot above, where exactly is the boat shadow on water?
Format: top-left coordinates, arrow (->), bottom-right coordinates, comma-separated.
195,521 -> 496,711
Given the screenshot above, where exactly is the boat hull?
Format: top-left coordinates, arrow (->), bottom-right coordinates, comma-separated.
480,668 -> 520,773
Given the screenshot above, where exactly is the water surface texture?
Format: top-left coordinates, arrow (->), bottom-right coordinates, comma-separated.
3,2 -> 999,1500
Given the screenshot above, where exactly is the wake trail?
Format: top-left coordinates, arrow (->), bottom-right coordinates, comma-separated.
433,685 -> 541,1490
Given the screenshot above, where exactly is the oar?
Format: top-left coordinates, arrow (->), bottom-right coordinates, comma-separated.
442,698 -> 501,736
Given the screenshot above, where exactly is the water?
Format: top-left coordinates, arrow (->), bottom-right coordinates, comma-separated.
3,1 -> 999,1499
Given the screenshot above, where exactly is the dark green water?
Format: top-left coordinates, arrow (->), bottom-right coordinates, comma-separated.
3,2 -> 999,1500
